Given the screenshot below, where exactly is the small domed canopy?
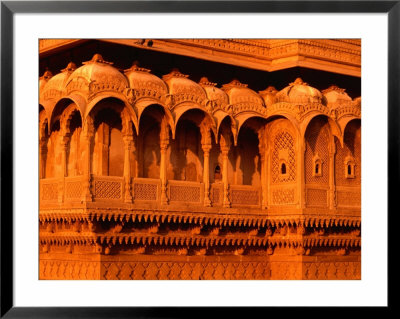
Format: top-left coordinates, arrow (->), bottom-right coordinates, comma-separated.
353,96 -> 361,108
40,62 -> 76,101
65,54 -> 128,94
199,77 -> 228,109
162,69 -> 207,104
322,85 -> 352,108
39,70 -> 53,92
222,79 -> 264,109
124,61 -> 168,99
259,86 -> 278,107
275,78 -> 323,104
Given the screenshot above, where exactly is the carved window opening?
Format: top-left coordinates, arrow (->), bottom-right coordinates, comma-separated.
345,156 -> 355,179
312,154 -> 323,177
279,160 -> 288,178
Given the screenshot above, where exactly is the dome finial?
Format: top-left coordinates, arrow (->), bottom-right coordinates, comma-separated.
82,53 -> 113,65
61,62 -> 77,73
290,77 -> 307,86
41,69 -> 53,80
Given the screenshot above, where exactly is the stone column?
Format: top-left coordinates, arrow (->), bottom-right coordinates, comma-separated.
329,141 -> 336,209
123,134 -> 134,203
58,135 -> 69,203
258,129 -> 267,209
39,139 -> 47,179
82,119 -> 94,202
60,136 -> 69,178
160,120 -> 169,205
201,140 -> 212,207
220,135 -> 231,208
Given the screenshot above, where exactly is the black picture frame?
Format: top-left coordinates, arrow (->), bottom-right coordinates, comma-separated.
1,1 -> 396,317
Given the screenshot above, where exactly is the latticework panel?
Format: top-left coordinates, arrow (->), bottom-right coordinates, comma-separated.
41,183 -> 58,201
305,119 -> 329,185
134,183 -> 157,201
306,188 -> 327,207
271,131 -> 296,183
65,181 -> 82,199
337,190 -> 361,207
94,180 -> 122,199
231,190 -> 259,205
211,187 -> 220,205
271,188 -> 295,205
169,185 -> 201,202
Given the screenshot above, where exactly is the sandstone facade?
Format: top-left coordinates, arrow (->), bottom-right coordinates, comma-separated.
39,40 -> 361,280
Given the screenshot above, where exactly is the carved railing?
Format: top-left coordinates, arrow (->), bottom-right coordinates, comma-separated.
40,177 -> 60,203
168,180 -> 203,205
92,175 -> 124,201
210,182 -> 223,206
336,186 -> 361,208
305,184 -> 329,208
270,184 -> 297,206
230,184 -> 261,207
64,176 -> 85,201
133,177 -> 160,202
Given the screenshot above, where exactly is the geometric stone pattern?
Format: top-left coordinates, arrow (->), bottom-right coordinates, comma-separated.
94,180 -> 122,199
134,183 -> 157,201
39,259 -> 361,280
170,185 -> 201,202
272,188 -> 295,205
337,191 -> 361,207
41,183 -> 58,200
65,181 -> 82,199
272,131 -> 296,183
231,190 -> 259,206
305,119 -> 329,184
306,188 -> 328,207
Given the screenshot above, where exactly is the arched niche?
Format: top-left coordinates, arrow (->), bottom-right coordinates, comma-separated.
138,104 -> 167,179
304,115 -> 331,186
90,98 -> 126,177
212,116 -> 234,184
335,119 -> 361,187
65,110 -> 83,177
45,116 -> 62,179
234,117 -> 266,186
169,109 -> 209,182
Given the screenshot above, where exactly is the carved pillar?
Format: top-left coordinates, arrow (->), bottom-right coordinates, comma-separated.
58,135 -> 69,203
60,136 -> 69,178
258,128 -> 268,209
201,127 -> 212,207
39,138 -> 47,179
297,137 -> 306,209
123,134 -> 134,203
82,118 -> 94,202
220,134 -> 231,208
160,120 -> 169,205
329,141 -> 336,209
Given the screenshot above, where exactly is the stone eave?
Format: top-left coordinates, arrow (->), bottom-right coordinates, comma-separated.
39,39 -> 361,77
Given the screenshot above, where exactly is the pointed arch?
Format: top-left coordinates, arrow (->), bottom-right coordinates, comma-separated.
301,113 -> 341,144
86,93 -> 139,136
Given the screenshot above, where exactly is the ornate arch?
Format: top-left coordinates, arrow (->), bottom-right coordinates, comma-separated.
173,105 -> 217,141
86,93 -> 139,135
137,102 -> 175,139
60,103 -> 82,136
49,95 -> 85,132
300,113 -> 341,144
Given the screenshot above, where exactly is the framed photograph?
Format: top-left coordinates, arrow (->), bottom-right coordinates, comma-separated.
1,0 -> 395,317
